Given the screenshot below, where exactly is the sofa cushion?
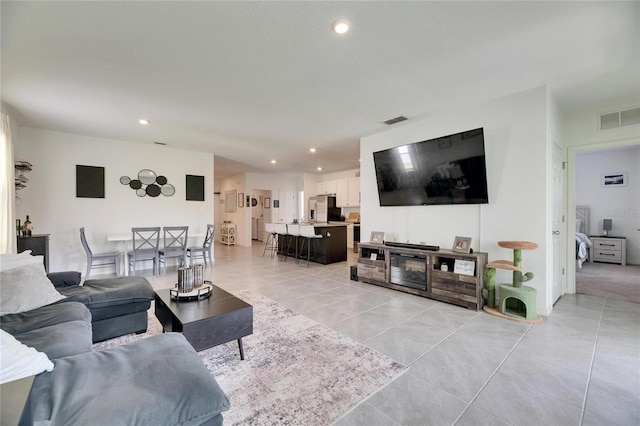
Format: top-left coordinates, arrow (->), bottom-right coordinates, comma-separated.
12,320 -> 93,360
28,333 -> 230,425
0,261 -> 66,315
0,302 -> 91,335
47,271 -> 82,288
0,329 -> 53,384
58,276 -> 153,309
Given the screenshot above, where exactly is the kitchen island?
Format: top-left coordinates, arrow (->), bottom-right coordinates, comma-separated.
278,223 -> 347,265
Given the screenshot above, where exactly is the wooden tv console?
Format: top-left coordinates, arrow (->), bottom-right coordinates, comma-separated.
357,242 -> 488,310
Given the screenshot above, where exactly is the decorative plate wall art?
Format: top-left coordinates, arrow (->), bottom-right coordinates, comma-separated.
120,169 -> 175,197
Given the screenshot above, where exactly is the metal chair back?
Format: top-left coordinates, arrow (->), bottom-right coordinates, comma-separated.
130,227 -> 161,275
80,227 -> 122,278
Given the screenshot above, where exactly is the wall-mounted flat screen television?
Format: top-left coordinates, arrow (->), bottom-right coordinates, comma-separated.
373,127 -> 489,206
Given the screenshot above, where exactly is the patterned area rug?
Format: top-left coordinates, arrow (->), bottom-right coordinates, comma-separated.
93,290 -> 407,425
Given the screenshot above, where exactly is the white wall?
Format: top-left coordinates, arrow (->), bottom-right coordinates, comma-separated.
361,86 -> 553,315
563,95 -> 640,148
14,127 -> 214,273
576,146 -> 640,264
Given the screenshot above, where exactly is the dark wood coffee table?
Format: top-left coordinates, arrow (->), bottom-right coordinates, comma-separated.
154,284 -> 253,359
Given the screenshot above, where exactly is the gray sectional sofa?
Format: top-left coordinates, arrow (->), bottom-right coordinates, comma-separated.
1,264 -> 230,425
49,271 -> 154,342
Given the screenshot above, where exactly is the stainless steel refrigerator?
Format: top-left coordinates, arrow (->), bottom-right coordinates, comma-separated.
308,195 -> 341,223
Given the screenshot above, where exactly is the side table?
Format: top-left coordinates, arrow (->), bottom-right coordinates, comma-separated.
17,234 -> 50,272
590,235 -> 626,266
220,223 -> 236,246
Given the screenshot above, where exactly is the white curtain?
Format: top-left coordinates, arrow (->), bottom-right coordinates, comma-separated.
0,112 -> 16,254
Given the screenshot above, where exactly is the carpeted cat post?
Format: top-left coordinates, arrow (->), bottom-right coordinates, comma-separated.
483,267 -> 497,308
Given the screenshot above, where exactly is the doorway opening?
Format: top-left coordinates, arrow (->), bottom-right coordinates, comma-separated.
250,189 -> 272,245
568,139 -> 640,304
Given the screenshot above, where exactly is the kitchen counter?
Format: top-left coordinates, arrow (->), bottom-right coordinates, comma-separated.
278,223 -> 347,264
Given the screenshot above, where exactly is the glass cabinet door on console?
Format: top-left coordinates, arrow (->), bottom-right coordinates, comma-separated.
389,251 -> 427,291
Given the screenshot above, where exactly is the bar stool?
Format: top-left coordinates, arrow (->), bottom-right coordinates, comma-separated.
299,225 -> 323,267
285,224 -> 301,263
273,223 -> 288,261
262,223 -> 278,258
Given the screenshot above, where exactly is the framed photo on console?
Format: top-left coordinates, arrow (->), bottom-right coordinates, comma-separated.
452,236 -> 472,253
370,231 -> 385,244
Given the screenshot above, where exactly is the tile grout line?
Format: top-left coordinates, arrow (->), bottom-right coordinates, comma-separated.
450,322 -> 534,426
403,311 -> 481,368
578,298 -> 606,425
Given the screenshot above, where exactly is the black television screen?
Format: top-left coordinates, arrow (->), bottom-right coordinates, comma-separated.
373,128 -> 489,206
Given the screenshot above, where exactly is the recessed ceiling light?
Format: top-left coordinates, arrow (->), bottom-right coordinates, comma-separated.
317,167 -> 322,171
271,160 -> 277,164
310,148 -> 316,153
332,20 -> 350,34
138,118 -> 150,125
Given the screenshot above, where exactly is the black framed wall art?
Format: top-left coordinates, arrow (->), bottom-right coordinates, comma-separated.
186,175 -> 205,201
76,165 -> 105,198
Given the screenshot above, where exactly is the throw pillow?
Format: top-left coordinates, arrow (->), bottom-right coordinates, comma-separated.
0,329 -> 54,384
0,261 -> 66,316
0,250 -> 41,272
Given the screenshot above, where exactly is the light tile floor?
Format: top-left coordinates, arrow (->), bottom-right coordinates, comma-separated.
141,243 -> 640,426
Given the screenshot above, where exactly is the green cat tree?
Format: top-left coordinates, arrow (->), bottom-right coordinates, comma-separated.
483,241 -> 539,321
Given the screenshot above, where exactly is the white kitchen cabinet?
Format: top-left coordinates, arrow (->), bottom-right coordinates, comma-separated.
337,178 -> 360,207
316,180 -> 337,195
346,223 -> 354,249
347,177 -> 360,206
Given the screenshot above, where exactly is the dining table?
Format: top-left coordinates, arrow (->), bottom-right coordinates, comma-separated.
107,232 -> 204,276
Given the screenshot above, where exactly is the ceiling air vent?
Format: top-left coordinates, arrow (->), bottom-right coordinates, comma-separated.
383,115 -> 408,125
599,106 -> 640,130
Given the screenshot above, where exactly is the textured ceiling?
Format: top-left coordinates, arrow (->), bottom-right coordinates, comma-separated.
2,1 -> 638,178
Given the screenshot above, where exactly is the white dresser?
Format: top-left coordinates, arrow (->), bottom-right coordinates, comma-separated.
590,236 -> 626,266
